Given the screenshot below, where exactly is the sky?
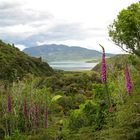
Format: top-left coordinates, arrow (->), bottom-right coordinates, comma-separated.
0,0 -> 139,53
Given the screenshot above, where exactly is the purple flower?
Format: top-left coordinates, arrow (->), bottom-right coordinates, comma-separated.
7,94 -> 12,113
23,99 -> 28,118
109,104 -> 113,113
100,45 -> 106,83
32,104 -> 39,128
45,107 -> 48,128
125,65 -> 132,95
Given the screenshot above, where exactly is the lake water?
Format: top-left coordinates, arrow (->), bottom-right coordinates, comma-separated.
49,61 -> 98,71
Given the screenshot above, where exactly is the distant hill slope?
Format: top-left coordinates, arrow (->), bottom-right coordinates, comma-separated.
92,54 -> 131,72
0,40 -> 53,82
23,44 -> 114,62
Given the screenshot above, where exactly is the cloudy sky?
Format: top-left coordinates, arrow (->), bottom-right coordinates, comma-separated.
0,0 -> 139,53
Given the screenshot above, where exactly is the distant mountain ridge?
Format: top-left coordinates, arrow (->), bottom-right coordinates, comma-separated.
23,44 -> 114,62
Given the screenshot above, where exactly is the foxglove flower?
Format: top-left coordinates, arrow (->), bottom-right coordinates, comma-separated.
125,65 -> 132,95
100,45 -> 106,83
35,104 -> 39,126
23,99 -> 28,118
109,104 -> 113,113
45,107 -> 48,128
7,94 -> 12,113
32,104 -> 39,128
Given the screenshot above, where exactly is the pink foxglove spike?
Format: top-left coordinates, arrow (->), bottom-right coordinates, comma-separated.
125,65 -> 132,95
109,104 -> 113,113
7,94 -> 12,113
23,99 -> 28,118
45,107 -> 48,128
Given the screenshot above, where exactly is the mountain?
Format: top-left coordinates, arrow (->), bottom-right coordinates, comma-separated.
23,44 -> 114,62
0,40 -> 53,82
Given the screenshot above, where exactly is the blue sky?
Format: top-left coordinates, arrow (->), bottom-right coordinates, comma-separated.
0,0 -> 139,53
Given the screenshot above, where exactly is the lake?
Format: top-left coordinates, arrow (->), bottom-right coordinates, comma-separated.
49,61 -> 98,71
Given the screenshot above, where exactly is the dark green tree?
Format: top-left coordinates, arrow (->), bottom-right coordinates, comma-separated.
109,2 -> 140,56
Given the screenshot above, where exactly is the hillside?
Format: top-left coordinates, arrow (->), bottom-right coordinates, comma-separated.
0,40 -> 53,82
92,54 -> 131,72
23,44 -> 114,61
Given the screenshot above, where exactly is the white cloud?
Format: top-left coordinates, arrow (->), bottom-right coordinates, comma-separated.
0,0 -> 139,53
15,44 -> 27,51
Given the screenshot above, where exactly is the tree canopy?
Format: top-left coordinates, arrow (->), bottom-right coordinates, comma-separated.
109,2 -> 140,56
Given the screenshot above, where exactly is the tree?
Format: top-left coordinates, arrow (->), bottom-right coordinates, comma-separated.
109,2 -> 140,56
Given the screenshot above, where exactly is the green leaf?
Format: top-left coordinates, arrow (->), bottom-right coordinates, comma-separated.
51,95 -> 62,103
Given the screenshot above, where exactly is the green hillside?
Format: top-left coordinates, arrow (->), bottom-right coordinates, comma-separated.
92,54 -> 130,71
0,40 -> 53,82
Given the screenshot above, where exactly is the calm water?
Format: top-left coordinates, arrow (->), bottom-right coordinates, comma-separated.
49,61 -> 98,71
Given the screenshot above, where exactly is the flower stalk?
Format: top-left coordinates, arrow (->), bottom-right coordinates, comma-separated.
23,99 -> 28,118
100,44 -> 112,112
7,94 -> 12,113
125,65 -> 132,95
100,44 -> 106,84
45,107 -> 48,128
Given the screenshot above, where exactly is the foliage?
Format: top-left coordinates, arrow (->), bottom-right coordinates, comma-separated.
0,55 -> 140,139
68,99 -> 107,131
1,2 -> 140,138
109,2 -> 140,56
0,40 -> 53,82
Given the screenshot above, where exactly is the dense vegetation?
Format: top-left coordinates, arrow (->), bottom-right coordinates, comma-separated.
0,40 -> 53,82
1,43 -> 140,139
0,2 -> 140,140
